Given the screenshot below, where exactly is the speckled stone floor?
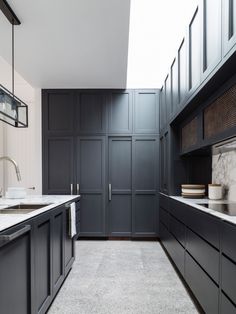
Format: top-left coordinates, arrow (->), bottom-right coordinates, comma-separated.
48,241 -> 198,314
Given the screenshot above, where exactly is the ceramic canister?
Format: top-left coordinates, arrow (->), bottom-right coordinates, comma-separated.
208,184 -> 223,200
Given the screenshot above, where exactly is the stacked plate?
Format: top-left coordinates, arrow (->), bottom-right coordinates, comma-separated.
181,184 -> 205,198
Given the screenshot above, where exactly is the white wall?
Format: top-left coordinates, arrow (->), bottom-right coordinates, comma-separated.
0,56 -> 42,195
127,0 -> 198,88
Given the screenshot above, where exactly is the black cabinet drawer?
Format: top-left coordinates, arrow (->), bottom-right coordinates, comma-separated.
221,222 -> 236,262
186,228 -> 219,284
160,193 -> 169,211
169,199 -> 187,223
185,252 -> 219,313
169,214 -> 185,247
185,205 -> 220,249
222,255 -> 236,305
160,207 -> 169,229
160,222 -> 184,276
221,293 -> 236,314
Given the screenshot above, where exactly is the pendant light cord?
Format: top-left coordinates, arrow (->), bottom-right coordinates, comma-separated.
12,22 -> 14,97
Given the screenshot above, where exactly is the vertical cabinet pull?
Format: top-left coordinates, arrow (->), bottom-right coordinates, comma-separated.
70,183 -> 73,195
77,183 -> 80,195
108,183 -> 112,201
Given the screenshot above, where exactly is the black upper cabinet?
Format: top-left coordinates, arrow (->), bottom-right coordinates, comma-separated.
43,137 -> 74,195
0,223 -> 33,314
42,90 -> 74,135
165,75 -> 171,122
201,0 -> 222,80
108,91 -> 133,134
76,91 -> 107,134
171,57 -> 179,116
178,38 -> 187,106
160,86 -> 166,132
222,0 -> 236,57
160,131 -> 169,195
188,6 -> 201,94
134,90 -> 159,134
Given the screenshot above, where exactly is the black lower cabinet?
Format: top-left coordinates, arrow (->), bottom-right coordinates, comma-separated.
0,223 -> 33,314
0,199 -> 80,314
185,252 -> 219,313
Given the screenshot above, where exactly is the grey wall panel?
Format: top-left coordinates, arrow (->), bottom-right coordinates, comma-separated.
76,91 -> 106,134
45,137 -> 74,194
108,91 -> 132,133
134,90 -> 159,133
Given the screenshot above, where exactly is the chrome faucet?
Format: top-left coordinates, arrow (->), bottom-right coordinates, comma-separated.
0,156 -> 21,181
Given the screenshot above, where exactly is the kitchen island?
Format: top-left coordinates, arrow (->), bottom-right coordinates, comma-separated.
0,195 -> 80,314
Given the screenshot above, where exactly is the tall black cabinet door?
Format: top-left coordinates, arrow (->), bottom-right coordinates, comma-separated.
0,223 -> 33,314
43,137 -> 74,195
132,137 -> 158,236
108,91 -> 133,134
77,136 -> 106,236
108,137 -> 132,236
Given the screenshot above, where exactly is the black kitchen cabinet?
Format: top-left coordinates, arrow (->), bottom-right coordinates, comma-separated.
108,137 -> 132,236
170,57 -> 179,115
43,137 -> 74,195
159,86 -> 166,132
42,89 -> 160,238
165,75 -> 171,122
188,6 -> 201,94
222,0 -> 236,57
77,136 -> 106,236
201,0 -> 222,80
76,91 -> 107,134
108,91 -> 133,134
132,137 -> 158,236
64,206 -> 75,275
34,212 -> 53,314
134,90 -> 159,134
178,38 -> 187,106
160,131 -> 169,195
0,223 -> 33,314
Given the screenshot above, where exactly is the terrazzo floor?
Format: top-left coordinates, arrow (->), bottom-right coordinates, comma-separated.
48,241 -> 198,314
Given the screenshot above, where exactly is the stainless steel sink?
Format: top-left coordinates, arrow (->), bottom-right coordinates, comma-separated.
0,203 -> 52,214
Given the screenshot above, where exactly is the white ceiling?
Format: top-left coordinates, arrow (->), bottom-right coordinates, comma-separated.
0,0 -> 131,88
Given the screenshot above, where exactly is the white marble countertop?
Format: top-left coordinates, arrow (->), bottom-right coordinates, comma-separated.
170,195 -> 236,225
0,195 -> 80,232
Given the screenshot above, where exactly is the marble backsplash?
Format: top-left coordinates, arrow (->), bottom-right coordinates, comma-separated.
212,150 -> 236,201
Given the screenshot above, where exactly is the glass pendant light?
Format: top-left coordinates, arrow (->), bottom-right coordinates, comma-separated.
0,1 -> 28,127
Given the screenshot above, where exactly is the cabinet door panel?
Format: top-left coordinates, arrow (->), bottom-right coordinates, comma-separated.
188,6 -> 201,92
108,91 -> 132,133
0,224 -> 32,314
178,38 -> 187,104
34,215 -> 52,314
64,207 -> 75,274
77,137 -> 105,236
76,92 -> 106,134
223,0 -> 236,56
42,90 -> 74,135
171,58 -> 179,114
108,137 -> 132,236
52,209 -> 64,295
43,137 -> 74,194
202,0 -> 221,78
221,293 -> 236,314
133,137 -> 158,236
134,90 -> 159,133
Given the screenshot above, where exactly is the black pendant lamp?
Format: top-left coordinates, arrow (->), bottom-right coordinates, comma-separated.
0,0 -> 28,127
